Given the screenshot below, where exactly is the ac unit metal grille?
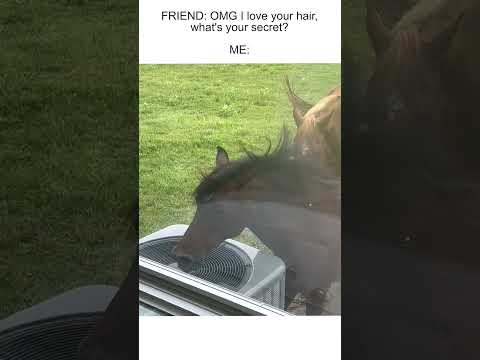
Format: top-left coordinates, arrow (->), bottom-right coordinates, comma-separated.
139,237 -> 252,291
252,279 -> 284,309
0,315 -> 100,360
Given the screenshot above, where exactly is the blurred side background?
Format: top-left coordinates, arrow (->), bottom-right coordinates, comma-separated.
0,0 -> 138,318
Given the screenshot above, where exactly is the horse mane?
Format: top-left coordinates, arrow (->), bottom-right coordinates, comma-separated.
194,127 -> 290,201
194,127 -> 339,207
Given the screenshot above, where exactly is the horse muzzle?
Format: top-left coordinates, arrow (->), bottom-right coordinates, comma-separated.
171,245 -> 203,271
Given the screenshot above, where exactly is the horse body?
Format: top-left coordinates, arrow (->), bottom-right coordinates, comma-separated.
245,201 -> 340,307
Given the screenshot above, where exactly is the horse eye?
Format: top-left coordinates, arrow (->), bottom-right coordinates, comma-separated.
203,194 -> 214,202
393,100 -> 404,112
386,93 -> 404,121
389,94 -> 404,111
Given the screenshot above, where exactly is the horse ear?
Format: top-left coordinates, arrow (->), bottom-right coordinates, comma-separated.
285,76 -> 313,127
216,146 -> 229,167
366,1 -> 391,55
420,13 -> 464,59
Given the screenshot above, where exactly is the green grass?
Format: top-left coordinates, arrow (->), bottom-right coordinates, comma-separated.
342,0 -> 375,98
140,64 -> 340,248
0,1 -> 137,318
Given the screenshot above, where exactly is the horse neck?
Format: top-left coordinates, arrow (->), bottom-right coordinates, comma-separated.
243,200 -> 312,257
244,202 -> 341,284
246,222 -> 282,253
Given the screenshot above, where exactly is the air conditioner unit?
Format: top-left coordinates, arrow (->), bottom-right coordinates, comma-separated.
139,224 -> 286,310
0,285 -> 117,360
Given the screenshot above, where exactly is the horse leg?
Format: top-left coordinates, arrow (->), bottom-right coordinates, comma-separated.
284,287 -> 298,310
283,267 -> 300,311
305,288 -> 327,315
305,262 -> 341,315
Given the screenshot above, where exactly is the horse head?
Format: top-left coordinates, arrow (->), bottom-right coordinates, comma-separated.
365,0 -> 465,167
285,77 -> 341,174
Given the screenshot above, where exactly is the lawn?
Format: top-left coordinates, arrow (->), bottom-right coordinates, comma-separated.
1,1 -> 137,318
139,64 -> 340,242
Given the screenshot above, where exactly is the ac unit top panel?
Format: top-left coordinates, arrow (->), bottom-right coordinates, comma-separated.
139,224 -> 286,296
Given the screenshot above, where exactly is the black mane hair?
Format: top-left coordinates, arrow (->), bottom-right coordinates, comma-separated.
194,127 -> 340,208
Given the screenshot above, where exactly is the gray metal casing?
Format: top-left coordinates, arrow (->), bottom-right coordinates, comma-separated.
140,224 -> 286,310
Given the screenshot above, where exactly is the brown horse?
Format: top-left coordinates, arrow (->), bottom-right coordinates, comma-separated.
365,0 -> 480,174
285,77 -> 341,175
358,0 -> 480,264
173,131 -> 341,315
